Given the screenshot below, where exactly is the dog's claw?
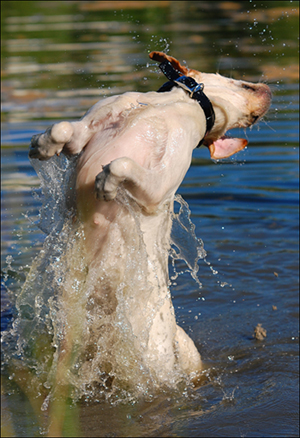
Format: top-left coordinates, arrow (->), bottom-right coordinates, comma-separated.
95,167 -> 119,201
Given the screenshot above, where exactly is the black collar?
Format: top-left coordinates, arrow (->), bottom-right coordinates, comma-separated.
156,60 -> 215,146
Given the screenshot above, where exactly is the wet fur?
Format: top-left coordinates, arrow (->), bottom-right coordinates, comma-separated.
29,53 -> 271,385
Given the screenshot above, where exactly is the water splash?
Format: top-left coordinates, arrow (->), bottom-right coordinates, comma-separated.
170,195 -> 207,288
2,154 -> 207,404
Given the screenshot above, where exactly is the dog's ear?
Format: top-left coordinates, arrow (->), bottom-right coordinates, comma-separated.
149,51 -> 190,76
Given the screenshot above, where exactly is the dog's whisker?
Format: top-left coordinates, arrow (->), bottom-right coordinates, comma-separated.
262,119 -> 276,132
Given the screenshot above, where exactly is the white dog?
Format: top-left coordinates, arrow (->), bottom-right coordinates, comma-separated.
29,52 -> 271,387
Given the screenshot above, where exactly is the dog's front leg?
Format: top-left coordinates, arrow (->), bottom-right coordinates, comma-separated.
29,121 -> 75,160
95,157 -> 167,213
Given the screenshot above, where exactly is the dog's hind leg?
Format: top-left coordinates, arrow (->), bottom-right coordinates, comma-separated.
175,325 -> 202,376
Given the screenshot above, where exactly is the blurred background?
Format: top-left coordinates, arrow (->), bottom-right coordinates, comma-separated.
1,1 -> 299,437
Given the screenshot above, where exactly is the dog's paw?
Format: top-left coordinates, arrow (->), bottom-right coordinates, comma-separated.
95,158 -> 134,201
29,122 -> 73,160
95,165 -> 120,201
29,127 -> 54,160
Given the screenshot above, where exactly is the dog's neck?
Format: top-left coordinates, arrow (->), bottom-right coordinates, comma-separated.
156,60 -> 215,146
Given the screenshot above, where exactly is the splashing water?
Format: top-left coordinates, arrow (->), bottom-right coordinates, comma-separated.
2,153 -> 207,405
170,194 -> 207,287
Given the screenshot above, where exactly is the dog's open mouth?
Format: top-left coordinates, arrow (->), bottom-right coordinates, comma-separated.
204,135 -> 248,160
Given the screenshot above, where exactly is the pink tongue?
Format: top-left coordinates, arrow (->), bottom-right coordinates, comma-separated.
208,137 -> 248,159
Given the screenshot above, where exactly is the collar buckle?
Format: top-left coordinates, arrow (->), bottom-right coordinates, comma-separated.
174,77 -> 204,98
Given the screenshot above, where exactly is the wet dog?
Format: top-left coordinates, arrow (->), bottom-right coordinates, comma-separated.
29,52 -> 271,384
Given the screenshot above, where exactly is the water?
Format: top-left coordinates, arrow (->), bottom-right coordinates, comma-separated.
1,1 -> 299,437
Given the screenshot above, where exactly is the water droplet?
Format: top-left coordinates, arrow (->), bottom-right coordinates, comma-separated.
6,255 -> 13,264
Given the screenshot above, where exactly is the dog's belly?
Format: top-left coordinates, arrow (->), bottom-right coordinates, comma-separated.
76,195 -> 186,383
74,178 -> 201,382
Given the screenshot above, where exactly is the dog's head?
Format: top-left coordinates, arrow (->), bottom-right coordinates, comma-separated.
149,51 -> 272,159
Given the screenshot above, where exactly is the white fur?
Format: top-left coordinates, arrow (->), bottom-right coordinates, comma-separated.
29,63 -> 271,384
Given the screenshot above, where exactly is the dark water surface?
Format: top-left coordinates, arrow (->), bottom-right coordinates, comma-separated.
1,1 -> 299,437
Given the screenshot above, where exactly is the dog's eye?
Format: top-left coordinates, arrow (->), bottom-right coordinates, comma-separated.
242,83 -> 256,92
